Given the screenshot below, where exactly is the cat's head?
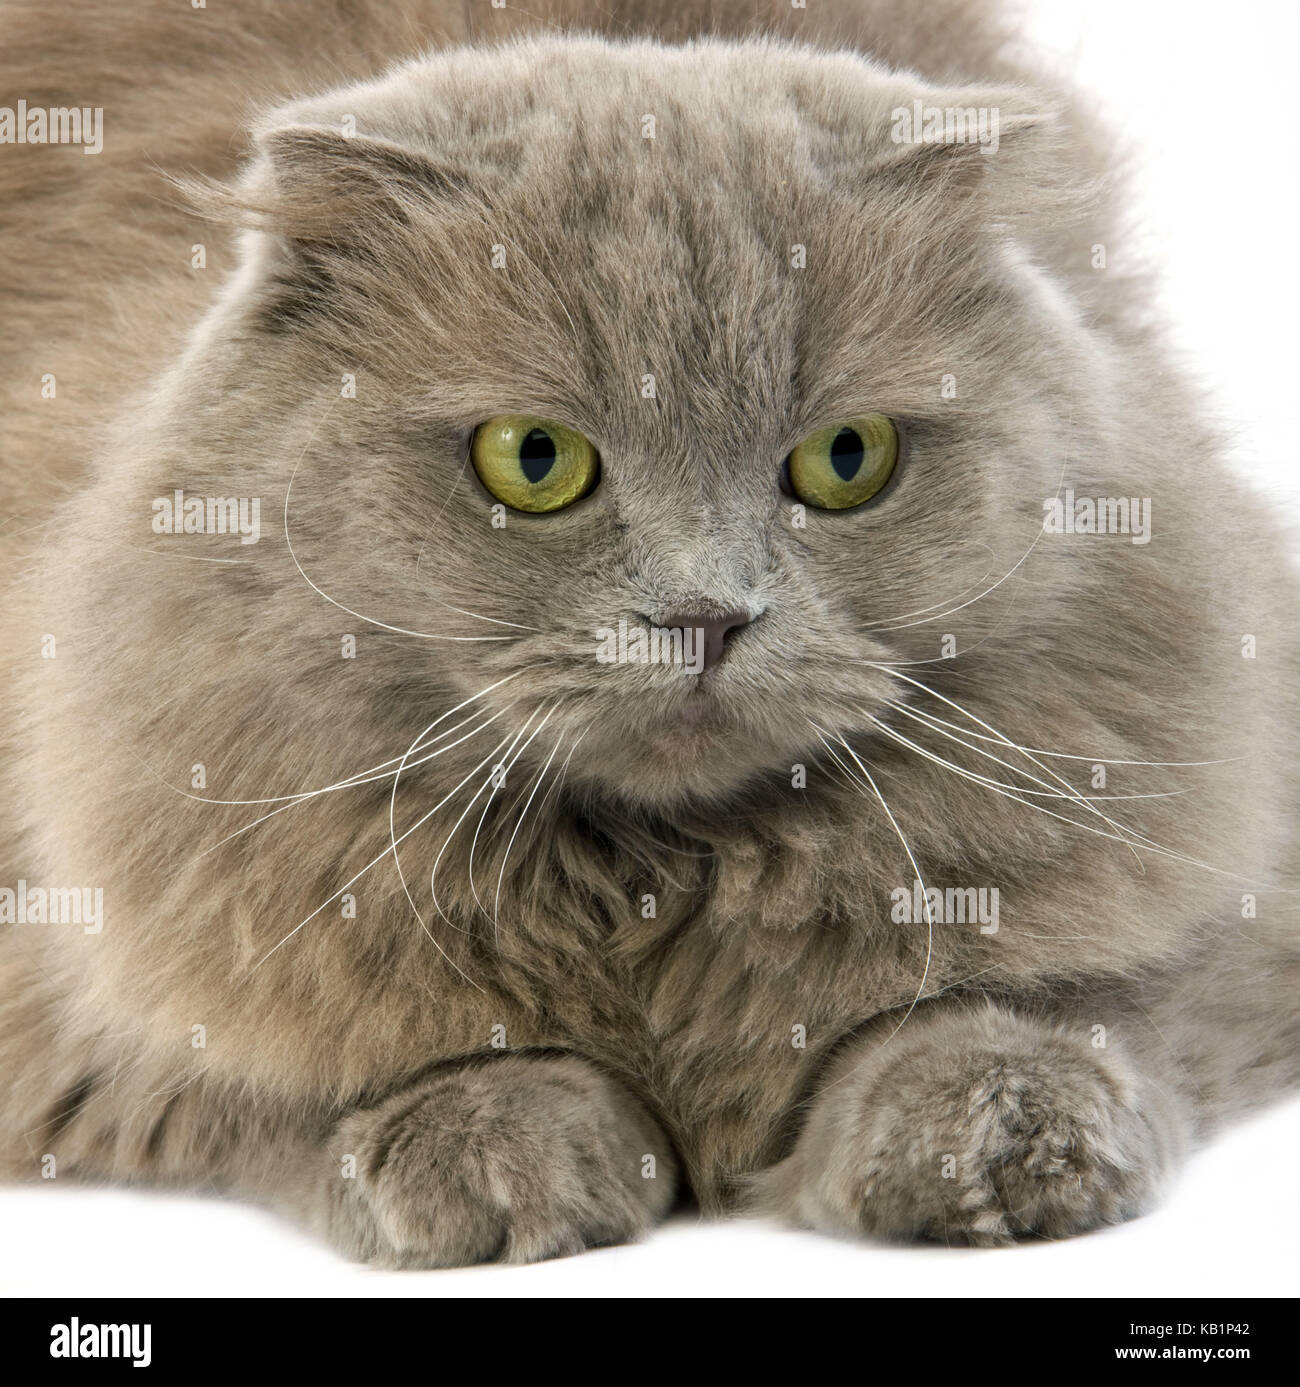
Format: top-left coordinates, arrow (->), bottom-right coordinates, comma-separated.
169,36 -> 1087,812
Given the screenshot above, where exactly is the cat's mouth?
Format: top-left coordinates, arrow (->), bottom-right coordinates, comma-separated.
671,686 -> 721,733
566,612 -> 874,802
642,673 -> 764,760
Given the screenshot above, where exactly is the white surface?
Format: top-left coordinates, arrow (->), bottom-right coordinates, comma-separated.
1,1099 -> 1296,1298
3,0 -> 1297,1298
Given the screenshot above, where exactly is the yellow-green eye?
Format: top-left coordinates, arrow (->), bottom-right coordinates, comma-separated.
785,414 -> 899,510
470,415 -> 599,513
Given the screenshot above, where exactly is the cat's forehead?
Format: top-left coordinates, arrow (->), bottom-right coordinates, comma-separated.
250,39 -> 1042,431
279,36 -> 901,186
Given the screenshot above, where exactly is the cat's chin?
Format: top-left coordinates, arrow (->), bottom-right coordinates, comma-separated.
582,690 -> 794,809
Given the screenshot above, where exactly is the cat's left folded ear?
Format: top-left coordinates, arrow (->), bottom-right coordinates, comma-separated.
847,76 -> 1096,234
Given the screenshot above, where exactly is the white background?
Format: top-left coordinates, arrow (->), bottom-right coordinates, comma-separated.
2,0 -> 1297,1298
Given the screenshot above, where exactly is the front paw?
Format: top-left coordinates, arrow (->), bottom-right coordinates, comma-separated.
758,1005 -> 1187,1246
312,1054 -> 678,1268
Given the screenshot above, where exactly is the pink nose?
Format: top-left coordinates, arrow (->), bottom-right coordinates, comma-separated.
656,609 -> 753,671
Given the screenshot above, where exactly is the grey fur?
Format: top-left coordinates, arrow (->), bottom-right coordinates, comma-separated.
1,0 -> 1297,1267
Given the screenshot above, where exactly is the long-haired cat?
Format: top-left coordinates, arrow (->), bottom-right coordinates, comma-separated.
2,0 -> 1297,1266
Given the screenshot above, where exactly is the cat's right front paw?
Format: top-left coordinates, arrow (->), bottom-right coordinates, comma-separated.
311,1053 -> 677,1268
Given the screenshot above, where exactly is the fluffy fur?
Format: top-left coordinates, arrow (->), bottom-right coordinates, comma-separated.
2,0 -> 1297,1264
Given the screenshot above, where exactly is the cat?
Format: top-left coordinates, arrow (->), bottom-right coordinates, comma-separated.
2,0 -> 1298,1267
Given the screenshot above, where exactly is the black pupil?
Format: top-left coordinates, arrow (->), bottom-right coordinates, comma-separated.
829,428 -> 864,481
519,429 -> 556,483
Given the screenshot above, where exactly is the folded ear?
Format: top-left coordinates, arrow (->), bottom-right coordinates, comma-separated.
177,118 -> 491,334
184,121 -> 472,247
874,86 -> 1055,165
859,82 -> 1083,228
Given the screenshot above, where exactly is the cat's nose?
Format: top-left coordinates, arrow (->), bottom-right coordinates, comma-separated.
655,609 -> 754,672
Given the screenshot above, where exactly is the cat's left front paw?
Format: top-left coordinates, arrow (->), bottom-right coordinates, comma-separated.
756,1005 -> 1188,1246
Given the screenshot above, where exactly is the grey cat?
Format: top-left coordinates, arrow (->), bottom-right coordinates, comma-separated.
1,0 -> 1297,1267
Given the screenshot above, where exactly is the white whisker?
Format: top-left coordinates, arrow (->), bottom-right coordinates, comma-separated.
467,702 -> 561,918
198,706 -> 506,861
192,673 -> 524,862
864,456 -> 1069,634
255,727 -> 518,971
428,702 -> 557,933
859,555 -> 998,628
493,732 -> 568,942
283,402 -> 533,639
853,674 -> 1300,890
809,725 -> 935,1056
868,692 -> 1241,767
862,710 -> 1155,859
866,665 -> 1155,867
883,700 -> 1189,803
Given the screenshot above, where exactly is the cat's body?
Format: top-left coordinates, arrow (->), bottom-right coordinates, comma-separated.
2,0 -> 1297,1263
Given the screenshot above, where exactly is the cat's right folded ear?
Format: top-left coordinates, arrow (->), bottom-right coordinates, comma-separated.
177,121 -> 477,250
